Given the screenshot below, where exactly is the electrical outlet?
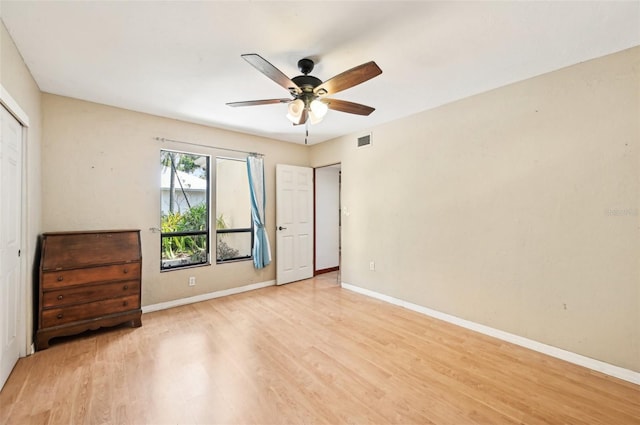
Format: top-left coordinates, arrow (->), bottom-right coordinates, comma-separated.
188,276 -> 196,286
369,261 -> 375,271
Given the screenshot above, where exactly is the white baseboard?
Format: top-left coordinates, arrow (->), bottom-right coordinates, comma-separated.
142,280 -> 276,314
341,282 -> 640,386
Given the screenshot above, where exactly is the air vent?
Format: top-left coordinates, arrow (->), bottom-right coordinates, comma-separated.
357,134 -> 372,147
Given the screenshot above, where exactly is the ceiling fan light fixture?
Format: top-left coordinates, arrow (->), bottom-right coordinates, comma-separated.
309,110 -> 323,125
286,99 -> 305,123
310,99 -> 328,119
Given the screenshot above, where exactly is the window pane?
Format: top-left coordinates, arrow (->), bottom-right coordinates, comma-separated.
161,152 -> 208,221
160,150 -> 210,270
216,157 -> 253,263
216,158 -> 251,230
217,232 -> 252,261
161,234 -> 208,269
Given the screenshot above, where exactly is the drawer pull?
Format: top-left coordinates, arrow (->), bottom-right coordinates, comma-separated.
57,276 -> 64,282
57,295 -> 63,301
123,285 -> 129,290
56,313 -> 63,319
123,301 -> 128,307
123,268 -> 129,274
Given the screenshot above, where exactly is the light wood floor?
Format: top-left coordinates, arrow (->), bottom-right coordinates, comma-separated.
1,272 -> 639,424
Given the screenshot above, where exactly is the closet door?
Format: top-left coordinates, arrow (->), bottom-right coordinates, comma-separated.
0,105 -> 23,390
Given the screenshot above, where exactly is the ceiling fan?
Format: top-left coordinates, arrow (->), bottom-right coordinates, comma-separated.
226,54 -> 382,130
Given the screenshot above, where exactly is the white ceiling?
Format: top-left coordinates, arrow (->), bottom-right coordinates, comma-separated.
1,1 -> 638,145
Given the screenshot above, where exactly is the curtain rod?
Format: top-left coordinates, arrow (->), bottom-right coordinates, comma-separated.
155,137 -> 264,157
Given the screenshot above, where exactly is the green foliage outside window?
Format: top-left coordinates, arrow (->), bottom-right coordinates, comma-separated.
161,207 -> 240,263
161,203 -> 208,263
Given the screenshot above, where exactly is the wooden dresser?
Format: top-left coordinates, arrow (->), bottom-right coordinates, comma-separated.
36,230 -> 142,350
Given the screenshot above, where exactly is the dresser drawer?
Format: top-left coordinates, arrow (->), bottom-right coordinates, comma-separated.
42,294 -> 140,328
42,263 -> 140,289
42,281 -> 140,308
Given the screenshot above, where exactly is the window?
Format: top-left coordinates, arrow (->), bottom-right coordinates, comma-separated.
160,150 -> 210,270
216,157 -> 252,262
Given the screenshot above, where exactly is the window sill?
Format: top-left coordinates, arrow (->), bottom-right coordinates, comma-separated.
216,257 -> 252,265
160,261 -> 211,272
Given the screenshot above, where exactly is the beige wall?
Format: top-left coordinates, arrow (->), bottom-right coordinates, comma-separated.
41,94 -> 309,306
311,47 -> 640,372
0,21 -> 43,350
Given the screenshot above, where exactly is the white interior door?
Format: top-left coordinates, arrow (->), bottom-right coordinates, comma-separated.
276,164 -> 313,285
0,105 -> 23,390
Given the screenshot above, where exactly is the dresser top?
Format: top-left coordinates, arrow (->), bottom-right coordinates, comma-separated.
41,230 -> 141,271
43,229 -> 140,236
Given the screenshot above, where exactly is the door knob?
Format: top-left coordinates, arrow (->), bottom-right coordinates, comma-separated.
278,226 -> 287,231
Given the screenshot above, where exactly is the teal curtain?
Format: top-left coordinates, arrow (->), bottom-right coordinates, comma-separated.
247,156 -> 271,269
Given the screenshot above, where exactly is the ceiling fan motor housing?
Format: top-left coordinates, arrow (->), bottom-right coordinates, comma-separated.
291,74 -> 323,102
290,58 -> 323,101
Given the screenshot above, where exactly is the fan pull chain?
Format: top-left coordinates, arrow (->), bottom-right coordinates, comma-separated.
305,122 -> 309,145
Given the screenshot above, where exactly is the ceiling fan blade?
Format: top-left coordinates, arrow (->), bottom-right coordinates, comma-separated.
241,54 -> 301,95
314,61 -> 382,96
325,99 -> 375,116
226,99 -> 291,107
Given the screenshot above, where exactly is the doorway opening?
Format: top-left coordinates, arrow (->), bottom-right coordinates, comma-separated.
314,163 -> 341,277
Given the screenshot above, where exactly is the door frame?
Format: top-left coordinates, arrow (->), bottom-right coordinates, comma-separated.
1,85 -> 31,358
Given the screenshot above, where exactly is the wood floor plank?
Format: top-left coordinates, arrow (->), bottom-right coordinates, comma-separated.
1,272 -> 639,424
